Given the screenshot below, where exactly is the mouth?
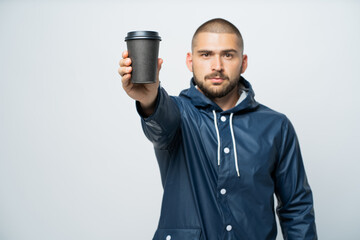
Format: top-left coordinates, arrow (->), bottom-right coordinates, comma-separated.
205,73 -> 228,85
208,77 -> 225,84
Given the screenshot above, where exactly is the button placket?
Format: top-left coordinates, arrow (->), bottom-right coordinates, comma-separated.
216,113 -> 234,233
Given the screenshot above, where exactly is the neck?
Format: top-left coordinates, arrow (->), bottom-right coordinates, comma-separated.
212,85 -> 240,111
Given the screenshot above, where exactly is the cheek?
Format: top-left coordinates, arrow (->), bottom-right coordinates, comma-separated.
193,60 -> 206,70
228,62 -> 242,75
193,62 -> 208,76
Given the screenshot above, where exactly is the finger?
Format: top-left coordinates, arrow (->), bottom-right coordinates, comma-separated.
121,73 -> 132,88
119,58 -> 132,67
122,50 -> 128,59
118,66 -> 132,77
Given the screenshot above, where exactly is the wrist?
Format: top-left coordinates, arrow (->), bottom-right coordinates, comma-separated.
139,93 -> 158,117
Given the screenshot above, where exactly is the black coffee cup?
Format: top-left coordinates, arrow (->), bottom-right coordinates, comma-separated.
125,31 -> 161,84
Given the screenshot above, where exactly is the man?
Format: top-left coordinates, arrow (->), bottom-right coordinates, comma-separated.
119,18 -> 317,240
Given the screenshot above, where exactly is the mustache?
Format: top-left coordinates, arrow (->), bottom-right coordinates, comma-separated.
205,72 -> 229,80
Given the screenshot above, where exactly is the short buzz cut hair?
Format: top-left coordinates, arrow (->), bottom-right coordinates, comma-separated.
191,18 -> 244,53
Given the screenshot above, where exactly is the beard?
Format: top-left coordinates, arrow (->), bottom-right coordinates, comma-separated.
193,71 -> 242,99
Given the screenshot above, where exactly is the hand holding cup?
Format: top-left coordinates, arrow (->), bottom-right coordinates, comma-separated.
118,31 -> 163,116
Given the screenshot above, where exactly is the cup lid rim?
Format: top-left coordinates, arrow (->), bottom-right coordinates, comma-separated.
125,31 -> 161,41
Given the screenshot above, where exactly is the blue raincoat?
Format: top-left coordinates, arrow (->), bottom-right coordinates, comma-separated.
137,77 -> 317,240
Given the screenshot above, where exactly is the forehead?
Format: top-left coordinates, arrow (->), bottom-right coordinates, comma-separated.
192,32 -> 241,51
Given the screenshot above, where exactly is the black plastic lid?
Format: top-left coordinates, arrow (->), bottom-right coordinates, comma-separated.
125,31 -> 161,41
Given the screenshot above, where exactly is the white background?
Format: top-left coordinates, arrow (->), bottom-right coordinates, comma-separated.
1,0 -> 359,239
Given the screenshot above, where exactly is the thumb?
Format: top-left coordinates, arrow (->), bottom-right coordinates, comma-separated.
157,58 -> 163,73
156,58 -> 163,82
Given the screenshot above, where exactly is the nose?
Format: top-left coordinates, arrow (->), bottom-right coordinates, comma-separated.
211,55 -> 223,72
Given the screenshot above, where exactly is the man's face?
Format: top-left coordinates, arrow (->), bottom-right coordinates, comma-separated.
186,32 -> 247,99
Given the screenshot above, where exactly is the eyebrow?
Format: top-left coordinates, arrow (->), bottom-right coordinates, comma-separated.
196,49 -> 238,54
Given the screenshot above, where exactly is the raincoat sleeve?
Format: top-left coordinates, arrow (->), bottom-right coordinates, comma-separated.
275,119 -> 317,240
136,87 -> 181,150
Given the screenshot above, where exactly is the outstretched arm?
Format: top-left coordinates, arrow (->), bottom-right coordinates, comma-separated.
118,50 -> 180,150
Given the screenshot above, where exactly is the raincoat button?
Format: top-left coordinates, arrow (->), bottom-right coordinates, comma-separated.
221,116 -> 226,122
224,147 -> 230,154
226,225 -> 232,231
166,235 -> 171,240
220,188 -> 226,195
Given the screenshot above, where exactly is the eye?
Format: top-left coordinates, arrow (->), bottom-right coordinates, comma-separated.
224,53 -> 233,59
201,53 -> 210,57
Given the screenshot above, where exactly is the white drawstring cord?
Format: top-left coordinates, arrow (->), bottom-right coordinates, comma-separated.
212,110 -> 221,166
213,110 -> 240,177
229,113 -> 240,177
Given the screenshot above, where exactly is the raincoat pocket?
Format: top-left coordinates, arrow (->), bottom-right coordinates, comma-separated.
152,228 -> 202,240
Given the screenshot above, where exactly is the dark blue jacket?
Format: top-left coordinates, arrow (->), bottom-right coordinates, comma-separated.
137,78 -> 317,240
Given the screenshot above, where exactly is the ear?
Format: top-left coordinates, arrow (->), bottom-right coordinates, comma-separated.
241,54 -> 248,74
186,52 -> 193,72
